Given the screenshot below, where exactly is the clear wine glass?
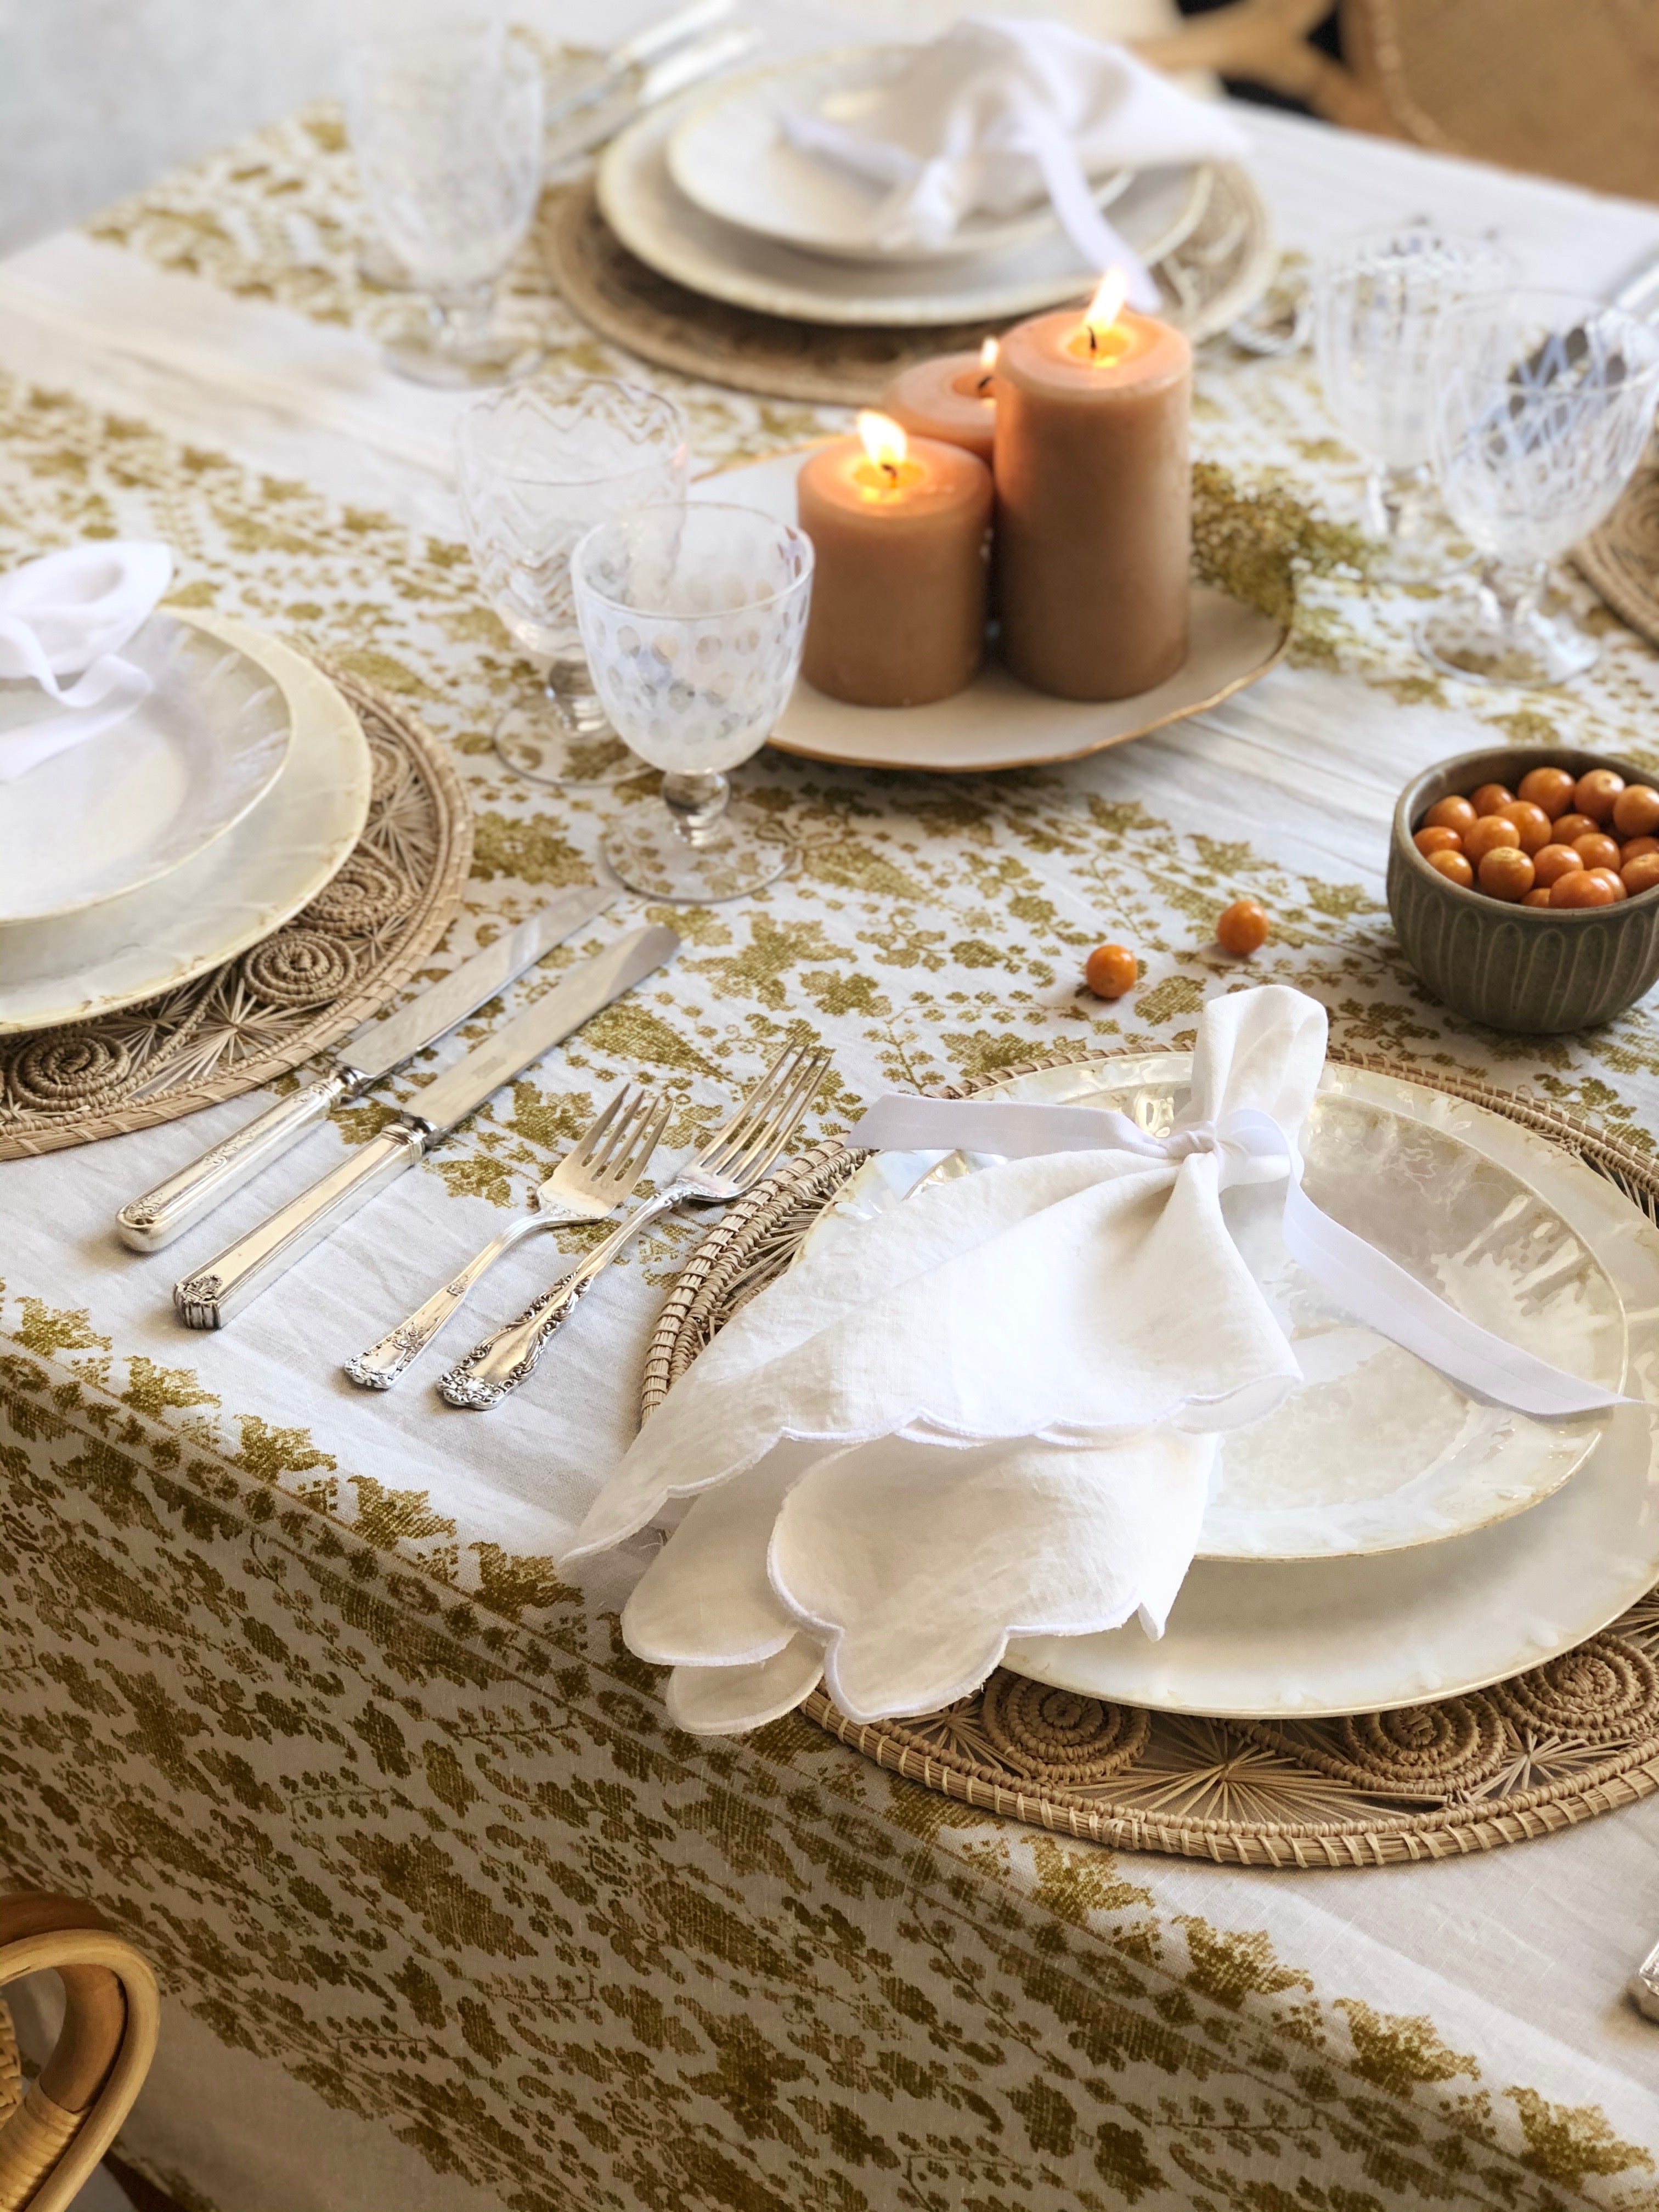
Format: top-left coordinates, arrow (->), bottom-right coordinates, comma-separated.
456,379 -> 689,787
346,16 -> 544,388
1418,290 -> 1659,686
1313,225 -> 1515,567
572,503 -> 814,902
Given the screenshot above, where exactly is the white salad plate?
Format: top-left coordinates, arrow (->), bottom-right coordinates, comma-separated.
600,85 -> 1210,328
0,610 -> 292,926
667,48 -> 1132,266
806,1058 -> 1659,1717
0,612 -> 370,1035
693,449 -> 1288,769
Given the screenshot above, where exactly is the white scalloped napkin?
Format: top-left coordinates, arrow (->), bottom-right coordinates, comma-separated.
778,18 -> 1250,307
564,986 -> 1626,1736
0,541 -> 173,782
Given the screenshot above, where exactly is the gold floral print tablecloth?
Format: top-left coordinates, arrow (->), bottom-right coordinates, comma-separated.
6,15 -> 1659,2204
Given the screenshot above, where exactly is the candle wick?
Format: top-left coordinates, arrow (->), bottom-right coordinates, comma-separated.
975,373 -> 993,393
881,459 -> 899,484
1087,326 -> 1100,357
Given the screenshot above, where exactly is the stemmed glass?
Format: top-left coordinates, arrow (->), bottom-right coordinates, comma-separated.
456,379 -> 690,786
1313,225 -> 1515,567
1418,290 -> 1659,686
346,15 -> 545,388
572,503 -> 814,902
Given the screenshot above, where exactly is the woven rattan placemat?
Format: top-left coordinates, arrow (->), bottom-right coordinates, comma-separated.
545,165 -> 1276,408
0,667 -> 472,1159
1577,452 -> 1659,654
640,1046 -> 1659,1867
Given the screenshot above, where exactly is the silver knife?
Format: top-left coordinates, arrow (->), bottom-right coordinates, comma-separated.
543,23 -> 759,176
172,923 -> 679,1329
117,883 -> 616,1254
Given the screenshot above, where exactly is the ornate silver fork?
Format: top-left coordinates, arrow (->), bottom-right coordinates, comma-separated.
438,1041 -> 831,1410
343,1085 -> 672,1391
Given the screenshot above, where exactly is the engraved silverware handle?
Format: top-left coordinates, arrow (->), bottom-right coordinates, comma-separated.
343,1215 -> 544,1391
117,1073 -> 351,1252
440,1187 -> 684,1409
1632,1938 -> 1659,2022
174,1125 -> 426,1329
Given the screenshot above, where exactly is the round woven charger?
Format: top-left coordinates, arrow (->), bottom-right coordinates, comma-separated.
544,164 -> 1276,407
640,1045 -> 1659,1867
1576,448 -> 1659,653
0,665 -> 472,1159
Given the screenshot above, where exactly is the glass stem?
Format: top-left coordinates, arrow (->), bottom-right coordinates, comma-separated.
662,771 -> 730,850
1364,461 -> 1431,542
430,281 -> 494,358
1475,558 -> 1547,634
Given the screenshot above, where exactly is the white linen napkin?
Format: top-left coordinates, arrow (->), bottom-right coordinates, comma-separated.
0,542 -> 174,783
778,16 -> 1250,307
565,986 -> 1627,1737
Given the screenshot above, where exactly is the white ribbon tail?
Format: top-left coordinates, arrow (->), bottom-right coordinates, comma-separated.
1017,120 -> 1160,310
0,653 -> 154,786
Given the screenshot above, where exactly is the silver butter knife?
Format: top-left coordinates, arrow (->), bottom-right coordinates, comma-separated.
543,22 -> 759,174
117,883 -> 616,1253
172,922 -> 679,1329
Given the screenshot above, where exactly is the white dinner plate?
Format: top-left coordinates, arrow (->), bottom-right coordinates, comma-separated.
667,48 -> 1132,266
0,611 -> 292,926
600,86 -> 1211,328
806,1058 -> 1659,1717
693,449 -> 1288,769
0,613 -> 370,1035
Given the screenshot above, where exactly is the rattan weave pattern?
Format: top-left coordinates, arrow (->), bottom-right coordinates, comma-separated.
640,1045 -> 1659,1867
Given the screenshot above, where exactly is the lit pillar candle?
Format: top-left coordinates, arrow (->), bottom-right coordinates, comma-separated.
995,272 -> 1191,701
797,411 -> 993,709
881,338 -> 1000,464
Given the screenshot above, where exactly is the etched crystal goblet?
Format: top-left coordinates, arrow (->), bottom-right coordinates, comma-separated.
1418,290 -> 1659,686
456,379 -> 690,786
1314,225 -> 1515,568
572,503 -> 814,902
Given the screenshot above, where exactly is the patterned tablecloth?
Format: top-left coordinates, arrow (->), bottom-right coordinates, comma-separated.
7,8 -> 1659,2205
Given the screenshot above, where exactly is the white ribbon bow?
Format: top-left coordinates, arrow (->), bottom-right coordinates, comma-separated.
0,542 -> 174,783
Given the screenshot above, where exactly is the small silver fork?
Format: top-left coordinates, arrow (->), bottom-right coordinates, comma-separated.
343,1085 -> 672,1391
438,1041 -> 831,1410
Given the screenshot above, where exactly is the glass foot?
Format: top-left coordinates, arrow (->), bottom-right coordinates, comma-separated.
493,701 -> 634,788
382,329 -> 545,390
357,236 -> 412,292
602,805 -> 793,903
1415,596 -> 1599,687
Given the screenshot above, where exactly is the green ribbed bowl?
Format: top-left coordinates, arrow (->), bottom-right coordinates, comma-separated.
1389,745 -> 1659,1034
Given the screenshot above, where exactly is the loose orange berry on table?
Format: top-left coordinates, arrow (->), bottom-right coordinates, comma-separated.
1084,943 -> 1138,998
1470,782 -> 1516,817
1414,825 -> 1464,857
1464,815 -> 1522,864
1426,849 -> 1475,888
1216,899 -> 1270,955
1477,848 -> 1534,901
1572,832 -> 1622,873
1624,851 -> 1659,895
1517,765 -> 1576,817
1425,795 -> 1478,836
1612,783 -> 1659,839
1532,843 -> 1584,888
1574,769 -> 1626,822
1551,869 -> 1618,908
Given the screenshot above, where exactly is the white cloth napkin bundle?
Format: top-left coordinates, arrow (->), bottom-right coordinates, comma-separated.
0,542 -> 173,783
565,986 -> 1624,1737
780,16 -> 1250,307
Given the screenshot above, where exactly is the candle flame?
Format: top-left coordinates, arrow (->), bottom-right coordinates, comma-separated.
979,337 -> 999,371
1082,268 -> 1129,353
856,410 -> 909,478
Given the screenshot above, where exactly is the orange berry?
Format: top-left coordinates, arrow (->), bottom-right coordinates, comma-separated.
1522,887 -> 1555,906
1612,783 -> 1659,839
1465,815 -> 1522,863
1532,843 -> 1585,888
1414,825 -> 1464,857
1471,782 -> 1517,817
1503,800 -> 1553,854
1216,899 -> 1269,955
1478,847 -> 1535,901
1551,870 -> 1618,908
1589,867 -> 1629,901
1623,836 -> 1659,864
1573,832 -> 1622,872
1552,812 -> 1598,846
1084,943 -> 1138,999
1517,765 -> 1577,818
1624,851 -> 1659,895
1426,848 -> 1475,888
1574,769 -> 1626,822
1424,795 -> 1478,836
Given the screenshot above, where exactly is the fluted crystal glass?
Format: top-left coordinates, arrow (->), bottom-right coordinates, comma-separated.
346,15 -> 544,388
572,503 -> 814,902
1418,290 -> 1659,686
1314,225 -> 1515,568
456,379 -> 689,786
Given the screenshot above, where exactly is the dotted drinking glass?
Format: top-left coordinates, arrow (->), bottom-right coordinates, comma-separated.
572,503 -> 814,902
456,379 -> 690,787
1418,290 -> 1659,686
